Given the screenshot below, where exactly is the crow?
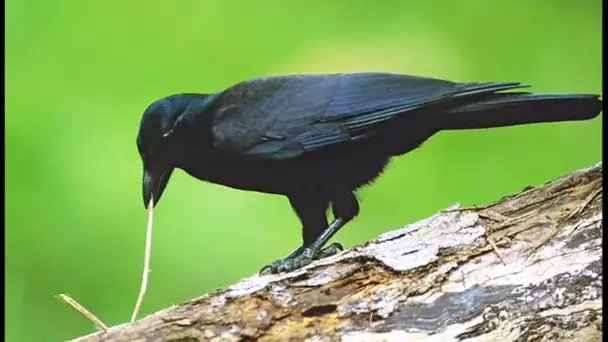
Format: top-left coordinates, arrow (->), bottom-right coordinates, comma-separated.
136,73 -> 602,274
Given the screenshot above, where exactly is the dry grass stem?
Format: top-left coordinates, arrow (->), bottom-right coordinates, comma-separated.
131,198 -> 155,323
57,294 -> 108,331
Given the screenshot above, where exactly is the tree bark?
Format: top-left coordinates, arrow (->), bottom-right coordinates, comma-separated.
72,162 -> 603,342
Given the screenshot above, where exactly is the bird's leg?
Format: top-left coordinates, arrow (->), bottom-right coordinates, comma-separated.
259,194 -> 329,275
260,192 -> 358,274
304,217 -> 346,256
275,215 -> 350,273
303,191 -> 359,262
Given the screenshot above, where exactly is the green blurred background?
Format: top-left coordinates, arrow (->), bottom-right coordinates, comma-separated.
6,1 -> 602,341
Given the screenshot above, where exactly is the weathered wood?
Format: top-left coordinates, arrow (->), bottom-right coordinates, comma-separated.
72,162 -> 603,342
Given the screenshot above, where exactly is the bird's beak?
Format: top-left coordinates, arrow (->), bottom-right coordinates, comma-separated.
142,166 -> 174,208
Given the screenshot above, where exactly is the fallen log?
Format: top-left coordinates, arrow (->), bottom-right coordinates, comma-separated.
72,162 -> 603,342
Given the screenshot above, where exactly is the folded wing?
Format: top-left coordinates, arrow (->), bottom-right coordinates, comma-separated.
209,73 -> 526,159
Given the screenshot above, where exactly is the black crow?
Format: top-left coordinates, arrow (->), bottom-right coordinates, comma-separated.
136,73 -> 602,273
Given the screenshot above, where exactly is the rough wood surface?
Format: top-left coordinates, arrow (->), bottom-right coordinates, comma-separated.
72,162 -> 603,342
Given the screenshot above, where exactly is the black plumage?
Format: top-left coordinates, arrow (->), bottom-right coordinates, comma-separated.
136,72 -> 602,273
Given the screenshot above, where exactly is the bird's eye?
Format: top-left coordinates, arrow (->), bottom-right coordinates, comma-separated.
162,129 -> 173,138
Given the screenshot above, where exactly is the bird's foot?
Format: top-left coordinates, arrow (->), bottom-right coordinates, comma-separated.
259,248 -> 313,274
314,242 -> 344,260
259,242 -> 344,275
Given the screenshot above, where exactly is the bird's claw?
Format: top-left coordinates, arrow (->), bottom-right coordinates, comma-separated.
260,248 -> 314,274
259,259 -> 283,275
259,242 -> 345,275
315,242 -> 344,259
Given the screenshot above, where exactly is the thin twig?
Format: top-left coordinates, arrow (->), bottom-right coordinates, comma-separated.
131,198 -> 155,323
486,236 -> 507,265
525,186 -> 602,262
478,210 -> 508,222
57,294 -> 108,331
565,187 -> 602,221
443,203 -> 493,212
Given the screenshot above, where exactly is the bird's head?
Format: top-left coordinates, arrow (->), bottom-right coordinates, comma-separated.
136,95 -> 193,208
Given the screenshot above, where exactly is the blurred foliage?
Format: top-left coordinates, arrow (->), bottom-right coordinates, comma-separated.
6,1 -> 602,341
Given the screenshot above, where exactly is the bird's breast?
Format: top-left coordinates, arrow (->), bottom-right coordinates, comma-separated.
176,156 -> 297,195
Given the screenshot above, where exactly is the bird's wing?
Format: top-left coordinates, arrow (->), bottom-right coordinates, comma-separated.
210,73 -> 526,159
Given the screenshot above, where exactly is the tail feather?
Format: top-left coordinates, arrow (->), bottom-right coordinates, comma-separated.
453,82 -> 530,98
439,93 -> 602,130
345,82 -> 528,130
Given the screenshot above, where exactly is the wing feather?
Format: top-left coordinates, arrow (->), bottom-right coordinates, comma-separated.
208,73 -> 527,159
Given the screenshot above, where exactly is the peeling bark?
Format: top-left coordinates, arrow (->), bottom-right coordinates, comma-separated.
72,162 -> 603,342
